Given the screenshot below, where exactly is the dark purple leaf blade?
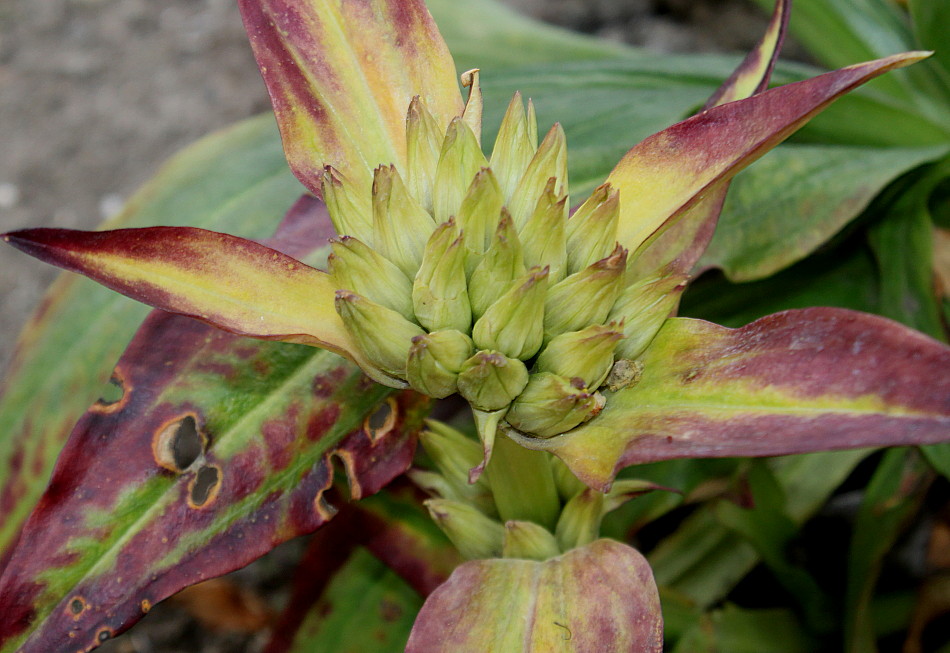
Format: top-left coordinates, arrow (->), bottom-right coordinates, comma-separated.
513,307 -> 950,491
0,307 -> 428,653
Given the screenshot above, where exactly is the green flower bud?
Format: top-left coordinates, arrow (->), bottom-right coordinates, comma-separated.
506,372 -> 605,438
406,329 -> 474,398
468,213 -> 526,319
508,123 -> 568,230
405,96 -> 443,213
535,322 -> 624,389
425,499 -> 504,560
334,290 -> 424,378
502,521 -> 561,561
461,69 -> 483,145
372,164 -> 435,278
519,177 -> 568,283
327,236 -> 414,320
412,220 -> 472,333
457,350 -> 529,412
321,166 -> 373,245
609,273 -> 687,360
418,420 -> 495,515
543,244 -> 627,341
468,407 -> 506,483
555,488 -> 604,551
433,118 -> 488,223
565,182 -> 620,274
472,266 -> 549,360
456,168 -> 504,264
490,92 -> 536,201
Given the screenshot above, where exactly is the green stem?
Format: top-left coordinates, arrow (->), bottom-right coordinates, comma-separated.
486,431 -> 561,531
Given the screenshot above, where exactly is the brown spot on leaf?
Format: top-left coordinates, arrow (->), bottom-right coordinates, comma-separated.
68,596 -> 89,619
364,397 -> 398,442
153,413 -> 206,472
141,599 -> 152,613
188,465 -> 221,508
96,628 -> 112,643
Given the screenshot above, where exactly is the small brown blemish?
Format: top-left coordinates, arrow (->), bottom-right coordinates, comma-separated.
96,628 -> 112,643
363,397 -> 398,442
188,464 -> 221,508
90,369 -> 130,414
153,413 -> 206,472
606,359 -> 643,392
140,599 -> 151,613
67,596 -> 89,619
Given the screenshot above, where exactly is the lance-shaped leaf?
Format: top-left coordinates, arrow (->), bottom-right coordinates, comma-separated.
406,539 -> 662,652
511,308 -> 950,491
607,51 -> 930,258
239,0 -> 463,194
0,309 -> 428,653
0,117 -> 303,567
2,226 -> 399,387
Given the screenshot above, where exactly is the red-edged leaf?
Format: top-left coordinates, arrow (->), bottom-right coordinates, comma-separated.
0,308 -> 427,652
512,308 -> 950,491
406,539 -> 662,652
239,0 -> 464,194
608,51 -> 930,258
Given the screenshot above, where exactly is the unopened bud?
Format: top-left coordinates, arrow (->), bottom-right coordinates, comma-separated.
508,123 -> 568,230
535,322 -> 623,389
469,213 -> 526,319
321,167 -> 373,245
412,220 -> 472,333
457,350 -> 529,412
566,183 -> 620,274
472,266 -> 548,360
609,273 -> 686,360
406,329 -> 474,398
425,499 -> 504,560
555,488 -> 604,551
543,244 -> 627,341
334,290 -> 424,378
519,177 -> 568,283
461,69 -> 483,145
506,372 -> 605,438
418,420 -> 495,514
406,96 -> 444,213
503,520 -> 561,561
328,236 -> 414,320
433,118 -> 488,223
456,168 -> 504,263
490,92 -> 536,201
372,164 -> 435,278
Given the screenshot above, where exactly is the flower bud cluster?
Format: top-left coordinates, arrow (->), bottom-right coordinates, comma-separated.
327,76 -> 676,441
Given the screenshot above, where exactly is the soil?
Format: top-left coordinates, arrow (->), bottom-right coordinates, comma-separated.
0,1 -> 773,650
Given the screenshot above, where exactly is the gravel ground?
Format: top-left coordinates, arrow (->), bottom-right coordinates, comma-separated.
0,1 -> 770,650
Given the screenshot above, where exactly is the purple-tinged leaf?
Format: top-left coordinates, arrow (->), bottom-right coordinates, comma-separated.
0,308 -> 427,653
407,539 -> 662,652
512,308 -> 950,491
239,0 -> 464,194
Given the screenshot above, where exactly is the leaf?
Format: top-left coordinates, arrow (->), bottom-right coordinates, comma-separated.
910,0 -> 950,80
0,307 -> 427,652
406,539 -> 662,653
239,0 -> 464,194
0,116 -> 301,566
513,308 -> 950,490
283,548 -> 422,653
844,448 -> 933,653
701,144 -> 948,281
671,605 -> 816,653
605,52 -> 929,257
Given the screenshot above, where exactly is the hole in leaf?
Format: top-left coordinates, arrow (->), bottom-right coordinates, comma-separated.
69,597 -> 86,616
92,369 -> 130,413
363,397 -> 398,440
96,629 -> 112,643
97,376 -> 124,405
190,465 -> 220,507
172,416 -> 202,470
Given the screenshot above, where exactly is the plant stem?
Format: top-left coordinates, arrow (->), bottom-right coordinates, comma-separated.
486,431 -> 561,531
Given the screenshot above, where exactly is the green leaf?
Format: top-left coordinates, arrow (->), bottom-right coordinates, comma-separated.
702,145 -> 948,281
672,604 -> 816,653
514,308 -> 950,491
284,549 -> 423,653
845,449 -> 933,653
0,116 -> 301,563
910,0 -> 950,80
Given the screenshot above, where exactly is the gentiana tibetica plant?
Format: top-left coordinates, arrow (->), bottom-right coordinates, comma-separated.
1,0 -> 948,650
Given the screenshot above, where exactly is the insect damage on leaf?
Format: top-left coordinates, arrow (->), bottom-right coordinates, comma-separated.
364,396 -> 399,441
90,370 -> 129,414
188,465 -> 222,509
152,413 -> 206,473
